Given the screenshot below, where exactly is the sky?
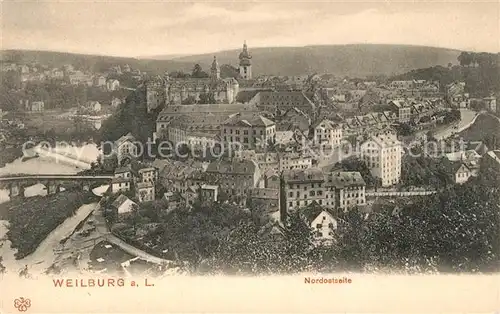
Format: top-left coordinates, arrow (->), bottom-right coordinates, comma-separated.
1,1 -> 499,57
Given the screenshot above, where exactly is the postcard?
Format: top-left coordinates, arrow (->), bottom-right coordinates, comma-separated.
0,1 -> 499,313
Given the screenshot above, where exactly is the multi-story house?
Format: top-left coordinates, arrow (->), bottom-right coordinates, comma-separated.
327,171 -> 366,210
282,168 -> 331,213
135,167 -> 158,184
281,169 -> 367,217
205,159 -> 260,204
111,166 -> 132,193
309,118 -> 343,147
158,161 -> 204,194
445,82 -> 469,108
221,114 -> 276,150
154,103 -> 259,142
361,132 -> 403,187
388,100 -> 412,123
113,133 -> 138,166
135,182 -> 155,202
238,150 -> 313,173
111,177 -> 131,194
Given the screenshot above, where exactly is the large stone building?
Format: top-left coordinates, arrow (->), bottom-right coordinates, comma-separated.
145,57 -> 239,112
360,132 -> 403,187
309,118 -> 343,147
221,114 -> 276,150
281,169 -> 366,216
154,103 -> 260,145
205,159 -> 261,204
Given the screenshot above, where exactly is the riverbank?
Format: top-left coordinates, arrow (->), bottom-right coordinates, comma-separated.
458,113 -> 500,143
0,190 -> 96,260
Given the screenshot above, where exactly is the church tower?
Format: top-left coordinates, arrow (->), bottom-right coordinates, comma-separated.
238,41 -> 252,80
210,56 -> 220,81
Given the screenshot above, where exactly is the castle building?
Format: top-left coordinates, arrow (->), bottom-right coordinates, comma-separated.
154,103 -> 260,144
239,41 -> 252,80
145,56 -> 239,112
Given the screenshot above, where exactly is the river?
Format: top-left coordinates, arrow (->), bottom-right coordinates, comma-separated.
0,143 -> 105,275
0,143 -> 100,203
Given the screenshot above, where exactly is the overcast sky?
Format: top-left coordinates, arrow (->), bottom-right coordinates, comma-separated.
1,1 -> 499,57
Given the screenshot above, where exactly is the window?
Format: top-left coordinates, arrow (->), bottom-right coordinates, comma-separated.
310,191 -> 315,196
316,224 -> 322,229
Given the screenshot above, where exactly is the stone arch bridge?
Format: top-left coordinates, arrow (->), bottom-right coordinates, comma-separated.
0,175 -> 114,199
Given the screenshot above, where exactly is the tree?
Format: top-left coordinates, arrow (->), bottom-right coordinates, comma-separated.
181,95 -> 197,105
169,71 -> 191,79
198,92 -> 216,104
192,64 -> 209,78
335,157 -> 377,187
458,52 -> 473,67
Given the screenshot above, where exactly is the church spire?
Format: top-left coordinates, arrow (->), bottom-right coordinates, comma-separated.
238,41 -> 252,79
210,56 -> 220,80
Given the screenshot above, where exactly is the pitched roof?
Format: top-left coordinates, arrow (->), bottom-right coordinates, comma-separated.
325,171 -> 366,188
115,132 -> 135,146
206,159 -> 257,175
300,202 -> 335,225
114,166 -> 131,174
283,168 -> 324,183
111,194 -> 134,209
310,118 -> 340,130
221,114 -> 275,127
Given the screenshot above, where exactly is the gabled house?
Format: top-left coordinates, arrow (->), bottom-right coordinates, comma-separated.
300,202 -> 338,246
309,118 -> 343,147
111,194 -> 137,216
454,163 -> 473,184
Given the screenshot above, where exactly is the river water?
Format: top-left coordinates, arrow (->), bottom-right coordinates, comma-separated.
0,143 -> 105,275
0,143 -> 100,203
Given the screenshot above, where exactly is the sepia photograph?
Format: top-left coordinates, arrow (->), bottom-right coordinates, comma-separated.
0,0 -> 499,312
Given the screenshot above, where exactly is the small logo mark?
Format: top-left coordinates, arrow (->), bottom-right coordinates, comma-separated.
14,297 -> 31,312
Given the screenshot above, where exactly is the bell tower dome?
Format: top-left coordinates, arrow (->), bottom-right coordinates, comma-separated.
238,41 -> 252,80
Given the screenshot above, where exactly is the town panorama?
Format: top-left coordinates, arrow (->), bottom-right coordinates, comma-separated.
0,42 -> 499,277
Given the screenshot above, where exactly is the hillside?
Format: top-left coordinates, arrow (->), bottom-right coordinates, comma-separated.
2,44 -> 462,78
163,44 -> 461,77
0,50 -> 194,75
390,52 -> 499,97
